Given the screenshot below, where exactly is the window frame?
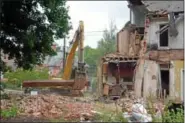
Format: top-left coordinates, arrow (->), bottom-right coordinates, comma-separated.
158,23 -> 170,49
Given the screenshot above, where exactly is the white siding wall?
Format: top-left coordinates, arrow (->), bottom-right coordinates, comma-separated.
147,19 -> 184,49
169,20 -> 184,49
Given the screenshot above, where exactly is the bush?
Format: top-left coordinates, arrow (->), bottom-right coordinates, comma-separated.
93,112 -> 127,122
163,105 -> 184,122
1,105 -> 18,118
4,68 -> 49,89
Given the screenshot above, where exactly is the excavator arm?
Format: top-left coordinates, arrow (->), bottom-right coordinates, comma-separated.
62,21 -> 84,80
22,21 -> 87,96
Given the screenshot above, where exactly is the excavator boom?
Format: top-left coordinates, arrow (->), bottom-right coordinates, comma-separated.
62,21 -> 84,80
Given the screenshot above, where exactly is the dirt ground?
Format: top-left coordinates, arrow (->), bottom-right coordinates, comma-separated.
1,116 -> 50,122
1,90 -> 168,122
0,91 -> 113,122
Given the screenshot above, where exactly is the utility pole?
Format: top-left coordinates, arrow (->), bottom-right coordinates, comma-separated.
63,36 -> 66,69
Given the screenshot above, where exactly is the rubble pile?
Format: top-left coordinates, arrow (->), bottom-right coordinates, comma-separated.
118,98 -> 134,112
1,100 -> 13,110
18,94 -> 66,118
16,94 -> 93,120
117,91 -> 136,112
64,102 -> 93,120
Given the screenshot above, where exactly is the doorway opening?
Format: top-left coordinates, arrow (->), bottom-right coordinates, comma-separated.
161,70 -> 170,97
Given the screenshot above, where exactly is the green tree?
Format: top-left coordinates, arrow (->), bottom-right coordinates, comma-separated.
84,21 -> 117,77
84,46 -> 97,67
84,46 -> 98,76
96,21 -> 117,61
0,0 -> 71,69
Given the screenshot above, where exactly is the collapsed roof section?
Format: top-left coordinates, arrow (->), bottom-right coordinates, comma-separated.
142,1 -> 183,13
127,0 -> 183,13
127,0 -> 143,6
102,53 -> 139,63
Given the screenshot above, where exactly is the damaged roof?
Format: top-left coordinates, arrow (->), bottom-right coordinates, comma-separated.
142,1 -> 183,12
127,0 -> 143,5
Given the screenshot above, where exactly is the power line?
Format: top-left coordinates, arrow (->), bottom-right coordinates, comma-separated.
68,29 -> 119,35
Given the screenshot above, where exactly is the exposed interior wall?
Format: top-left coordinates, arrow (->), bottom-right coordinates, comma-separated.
169,20 -> 184,49
117,29 -> 130,55
173,60 -> 184,98
144,60 -> 159,98
117,27 -> 143,56
102,62 -> 136,96
134,60 -> 144,98
147,19 -> 184,49
147,19 -> 168,48
134,60 -> 159,98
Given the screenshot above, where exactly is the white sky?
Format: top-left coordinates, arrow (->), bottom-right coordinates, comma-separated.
55,1 -> 130,48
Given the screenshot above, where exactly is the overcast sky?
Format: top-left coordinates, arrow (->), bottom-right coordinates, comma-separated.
55,1 -> 130,48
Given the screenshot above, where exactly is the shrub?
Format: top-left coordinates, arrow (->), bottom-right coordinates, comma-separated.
4,68 -> 49,89
162,104 -> 184,122
93,112 -> 127,122
1,105 -> 18,118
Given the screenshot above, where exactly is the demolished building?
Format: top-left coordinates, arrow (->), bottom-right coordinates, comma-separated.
136,0 -> 184,100
97,0 -> 184,101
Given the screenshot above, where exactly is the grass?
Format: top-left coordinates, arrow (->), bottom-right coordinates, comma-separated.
1,105 -> 18,119
93,102 -> 127,122
50,117 -> 79,122
145,94 -> 184,122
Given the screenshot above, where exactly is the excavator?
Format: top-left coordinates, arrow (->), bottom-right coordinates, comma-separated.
22,21 -> 88,96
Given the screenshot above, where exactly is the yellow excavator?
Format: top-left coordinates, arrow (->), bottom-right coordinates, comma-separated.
22,21 -> 88,96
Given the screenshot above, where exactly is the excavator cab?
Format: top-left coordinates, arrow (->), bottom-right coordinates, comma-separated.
22,21 -> 88,96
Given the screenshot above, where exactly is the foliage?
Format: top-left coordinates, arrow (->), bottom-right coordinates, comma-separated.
84,46 -> 98,69
84,21 -> 117,78
91,77 -> 97,92
162,104 -> 184,122
93,102 -> 127,122
96,21 -> 117,60
145,96 -> 184,122
1,105 -> 18,118
4,68 -> 49,89
93,112 -> 127,122
1,0 -> 71,69
0,59 -> 13,73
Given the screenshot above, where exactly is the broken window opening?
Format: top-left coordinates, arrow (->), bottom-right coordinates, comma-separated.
174,11 -> 184,19
159,24 -> 169,47
161,69 -> 170,98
